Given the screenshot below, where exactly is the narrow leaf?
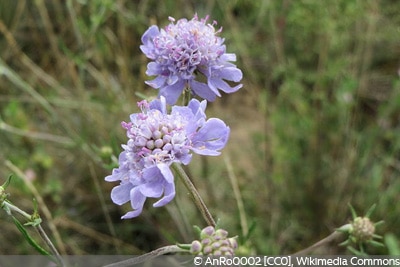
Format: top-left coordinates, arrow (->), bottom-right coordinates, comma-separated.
176,243 -> 191,250
365,203 -> 376,218
348,203 -> 357,220
11,215 -> 52,257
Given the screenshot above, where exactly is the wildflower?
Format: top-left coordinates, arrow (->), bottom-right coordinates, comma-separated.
105,97 -> 230,219
190,226 -> 238,256
140,14 -> 243,105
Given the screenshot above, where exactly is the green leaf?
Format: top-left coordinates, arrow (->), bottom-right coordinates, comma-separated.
336,223 -> 352,233
348,203 -> 357,220
368,240 -> 385,248
193,225 -> 202,236
24,217 -> 42,227
384,233 -> 400,255
347,245 -> 367,256
373,234 -> 383,239
365,203 -> 376,218
2,175 -> 12,189
11,215 -> 52,257
176,243 -> 192,250
242,220 -> 257,244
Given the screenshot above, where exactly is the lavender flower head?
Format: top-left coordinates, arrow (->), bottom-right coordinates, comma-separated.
105,97 -> 230,219
140,14 -> 243,105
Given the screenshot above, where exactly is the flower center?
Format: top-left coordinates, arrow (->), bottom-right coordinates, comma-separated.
153,17 -> 223,79
123,109 -> 189,168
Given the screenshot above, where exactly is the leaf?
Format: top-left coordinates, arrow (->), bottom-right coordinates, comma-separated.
2,175 -> 12,189
365,203 -> 376,218
384,233 -> 400,255
347,245 -> 367,256
11,215 -> 52,257
193,225 -> 202,236
348,203 -> 357,220
368,240 -> 385,248
176,243 -> 191,251
24,217 -> 42,227
336,223 -> 352,233
242,220 -> 257,244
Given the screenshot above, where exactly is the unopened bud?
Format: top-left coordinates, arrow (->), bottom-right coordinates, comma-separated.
190,226 -> 238,256
351,217 -> 375,242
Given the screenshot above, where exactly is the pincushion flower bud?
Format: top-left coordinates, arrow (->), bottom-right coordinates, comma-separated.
351,217 -> 375,242
190,226 -> 238,256
140,14 -> 242,105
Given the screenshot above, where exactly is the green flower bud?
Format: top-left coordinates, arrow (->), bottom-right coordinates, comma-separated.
200,226 -> 215,239
351,217 -> 375,242
100,146 -> 113,159
190,226 -> 238,256
190,240 -> 202,254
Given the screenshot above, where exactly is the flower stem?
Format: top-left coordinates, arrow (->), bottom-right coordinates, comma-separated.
182,88 -> 193,106
103,245 -> 186,267
172,163 -> 216,227
2,201 -> 65,266
3,201 -> 31,218
291,227 -> 345,255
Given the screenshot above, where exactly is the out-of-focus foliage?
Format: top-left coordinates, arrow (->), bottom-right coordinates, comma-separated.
0,0 -> 399,255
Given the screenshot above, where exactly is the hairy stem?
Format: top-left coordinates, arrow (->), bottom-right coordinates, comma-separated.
292,228 -> 345,255
5,160 -> 67,254
172,163 -> 216,227
2,201 -> 65,266
103,245 -> 186,267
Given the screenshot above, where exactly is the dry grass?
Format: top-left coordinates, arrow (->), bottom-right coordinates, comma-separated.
1,0 -> 400,255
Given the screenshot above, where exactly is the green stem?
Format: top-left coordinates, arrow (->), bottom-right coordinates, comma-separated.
3,201 -> 31,218
2,201 -> 65,266
172,163 -> 216,227
182,88 -> 193,106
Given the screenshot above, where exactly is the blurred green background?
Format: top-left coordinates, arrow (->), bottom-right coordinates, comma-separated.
1,0 -> 400,255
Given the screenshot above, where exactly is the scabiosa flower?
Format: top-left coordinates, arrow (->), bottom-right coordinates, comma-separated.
140,14 -> 243,105
105,97 -> 230,219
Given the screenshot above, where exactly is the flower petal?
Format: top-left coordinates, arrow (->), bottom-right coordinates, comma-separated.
159,79 -> 186,105
139,181 -> 164,198
215,67 -> 243,82
153,181 -> 175,207
121,209 -> 143,219
105,169 -> 124,182
110,183 -> 133,205
190,80 -> 218,101
188,98 -> 207,114
130,187 -> 146,210
145,75 -> 167,89
149,96 -> 167,114
157,163 -> 174,183
140,25 -> 159,58
208,76 -> 242,94
145,62 -> 163,76
191,118 -> 230,156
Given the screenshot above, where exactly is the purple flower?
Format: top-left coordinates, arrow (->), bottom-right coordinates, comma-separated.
105,97 -> 230,219
140,14 -> 243,105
